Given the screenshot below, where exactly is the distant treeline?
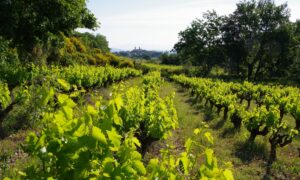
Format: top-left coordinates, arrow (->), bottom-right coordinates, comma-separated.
115,48 -> 164,60
163,0 -> 300,81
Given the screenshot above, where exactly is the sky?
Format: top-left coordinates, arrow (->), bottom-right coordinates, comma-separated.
82,0 -> 300,51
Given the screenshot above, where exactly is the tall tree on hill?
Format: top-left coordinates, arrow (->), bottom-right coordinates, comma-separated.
75,32 -> 110,53
0,0 -> 98,63
174,11 -> 225,75
174,0 -> 300,80
286,20 -> 300,79
222,0 -> 291,80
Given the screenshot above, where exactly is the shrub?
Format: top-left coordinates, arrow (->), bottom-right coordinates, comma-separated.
94,53 -> 109,66
70,37 -> 87,53
106,53 -> 121,67
64,37 -> 76,54
120,60 -> 134,68
86,54 -> 97,65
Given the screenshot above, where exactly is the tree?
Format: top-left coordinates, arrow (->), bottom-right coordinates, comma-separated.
288,20 -> 300,79
0,0 -> 98,61
173,0 -> 300,80
222,0 -> 291,80
174,11 -> 225,74
75,32 -> 110,53
159,53 -> 180,65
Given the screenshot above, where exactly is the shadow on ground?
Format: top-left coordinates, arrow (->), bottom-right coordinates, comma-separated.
221,126 -> 240,138
234,140 -> 269,163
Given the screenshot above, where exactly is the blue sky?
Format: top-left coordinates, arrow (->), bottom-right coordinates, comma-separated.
83,0 -> 300,51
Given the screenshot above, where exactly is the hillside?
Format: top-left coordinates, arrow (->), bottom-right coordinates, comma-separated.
115,47 -> 164,60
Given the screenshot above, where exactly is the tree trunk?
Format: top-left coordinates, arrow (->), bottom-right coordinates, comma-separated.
198,97 -> 203,104
253,43 -> 264,81
247,99 -> 251,110
292,114 -> 300,130
0,101 -> 17,139
223,106 -> 229,120
216,105 -> 222,115
0,124 -> 6,139
210,100 -> 214,109
253,61 -> 263,81
191,89 -> 195,96
257,101 -> 263,107
248,125 -> 269,143
268,143 -> 277,165
240,98 -> 244,104
296,119 -> 300,130
280,110 -> 284,122
204,99 -> 209,106
248,131 -> 257,143
266,104 -> 270,111
247,63 -> 254,80
231,112 -> 242,129
236,61 -> 240,76
137,121 -> 158,157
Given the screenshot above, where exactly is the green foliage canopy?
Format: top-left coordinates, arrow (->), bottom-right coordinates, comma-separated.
75,32 -> 110,53
0,0 -> 98,54
173,0 -> 300,80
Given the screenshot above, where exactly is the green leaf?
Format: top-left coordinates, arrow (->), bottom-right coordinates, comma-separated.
193,128 -> 201,135
113,114 -> 123,126
40,87 -> 54,106
184,138 -> 193,152
204,132 -> 214,144
223,169 -> 234,180
57,78 -> 71,91
133,160 -> 146,175
87,105 -> 98,116
132,137 -> 141,148
131,151 -> 142,160
91,126 -> 107,144
205,149 -> 214,166
179,152 -> 189,175
124,166 -> 136,174
148,158 -> 159,169
107,128 -> 122,151
62,106 -> 73,120
57,94 -> 76,108
114,96 -> 123,111
17,171 -> 27,177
